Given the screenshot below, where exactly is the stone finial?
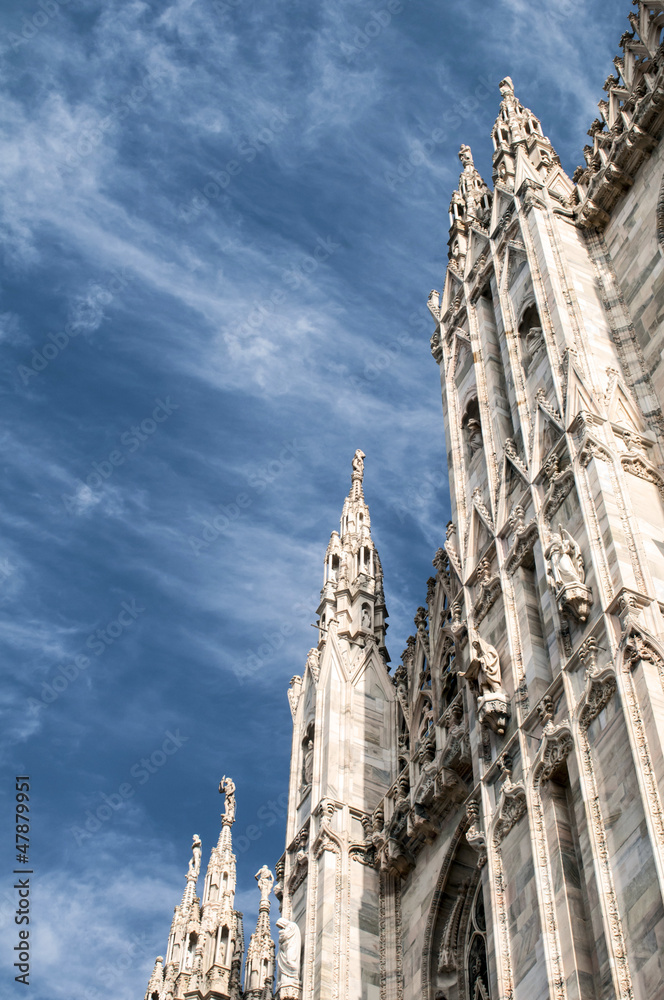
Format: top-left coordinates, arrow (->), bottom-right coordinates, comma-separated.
146,955 -> 164,999
450,143 -> 492,227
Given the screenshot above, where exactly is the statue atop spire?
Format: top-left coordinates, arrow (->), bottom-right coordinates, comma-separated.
351,448 -> 365,502
219,775 -> 236,827
188,834 -> 202,876
243,866 -> 276,998
255,864 -> 274,907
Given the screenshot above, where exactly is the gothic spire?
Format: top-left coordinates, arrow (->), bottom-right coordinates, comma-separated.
146,782 -> 246,1000
181,834 -> 202,909
318,450 -> 389,660
491,76 -> 560,187
144,955 -> 164,1000
447,143 -> 492,271
243,866 -> 276,998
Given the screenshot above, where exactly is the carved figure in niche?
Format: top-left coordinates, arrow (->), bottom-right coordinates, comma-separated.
361,605 -> 372,630
276,918 -> 301,988
461,635 -> 504,700
545,524 -> 593,622
545,525 -> 585,589
301,727 -> 314,789
188,834 -> 201,874
466,419 -> 483,456
519,303 -> 544,372
525,325 -> 544,364
219,776 -> 236,825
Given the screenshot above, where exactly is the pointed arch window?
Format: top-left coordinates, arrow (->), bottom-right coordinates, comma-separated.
184,931 -> 197,971
216,925 -> 230,967
465,882 -> 490,999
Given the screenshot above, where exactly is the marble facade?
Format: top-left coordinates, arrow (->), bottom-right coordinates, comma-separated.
146,4 -> 664,998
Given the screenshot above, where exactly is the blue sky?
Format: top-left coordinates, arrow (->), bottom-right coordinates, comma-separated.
0,0 -> 629,996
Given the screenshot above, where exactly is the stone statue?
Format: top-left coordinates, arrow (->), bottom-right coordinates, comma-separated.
302,739 -> 314,787
255,864 -> 274,904
276,917 -> 301,988
219,775 -> 236,825
545,525 -> 585,590
352,449 -> 365,478
306,647 -> 320,681
525,324 -> 544,367
362,605 -> 372,630
466,418 -> 483,456
460,635 -> 504,700
544,525 -> 593,621
189,834 -> 201,874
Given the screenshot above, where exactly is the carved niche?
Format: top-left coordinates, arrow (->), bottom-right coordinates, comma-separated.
544,524 -> 593,622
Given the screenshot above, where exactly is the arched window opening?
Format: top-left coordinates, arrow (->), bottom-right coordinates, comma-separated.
465,882 -> 490,999
518,302 -> 544,373
184,932 -> 197,971
461,397 -> 482,459
301,722 -> 315,790
217,925 -> 229,967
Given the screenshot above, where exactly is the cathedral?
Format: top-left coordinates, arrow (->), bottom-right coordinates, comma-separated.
145,3 -> 664,998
